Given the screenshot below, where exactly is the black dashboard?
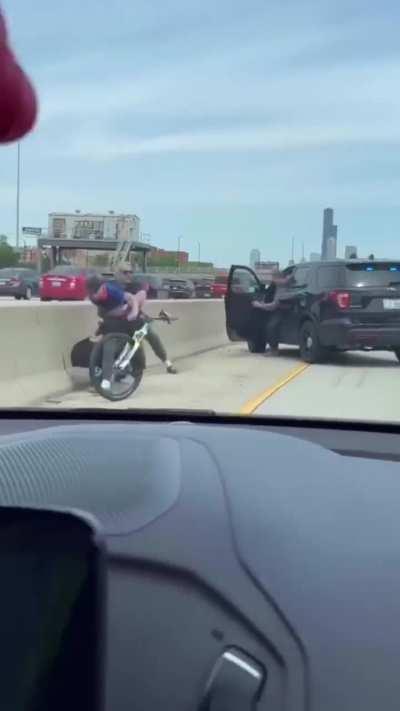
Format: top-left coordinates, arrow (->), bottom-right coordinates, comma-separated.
0,411 -> 399,710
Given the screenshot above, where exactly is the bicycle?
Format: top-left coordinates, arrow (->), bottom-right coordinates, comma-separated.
89,309 -> 176,401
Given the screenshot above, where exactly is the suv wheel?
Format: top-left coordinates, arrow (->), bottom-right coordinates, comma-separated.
247,336 -> 266,353
299,320 -> 326,363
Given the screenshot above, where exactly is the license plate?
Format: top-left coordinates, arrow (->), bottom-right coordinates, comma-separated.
384,299 -> 400,309
51,280 -> 61,287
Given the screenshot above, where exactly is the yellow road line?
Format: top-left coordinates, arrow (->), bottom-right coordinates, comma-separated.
240,363 -> 310,415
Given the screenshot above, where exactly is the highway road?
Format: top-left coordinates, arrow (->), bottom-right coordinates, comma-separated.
40,343 -> 400,422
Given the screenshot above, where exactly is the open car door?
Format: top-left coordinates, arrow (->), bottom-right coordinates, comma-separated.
225,265 -> 265,342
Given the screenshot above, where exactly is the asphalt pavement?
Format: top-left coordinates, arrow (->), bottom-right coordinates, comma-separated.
39,343 -> 400,423
254,349 -> 400,422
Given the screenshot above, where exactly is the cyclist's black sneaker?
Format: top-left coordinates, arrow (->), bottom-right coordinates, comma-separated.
166,364 -> 178,374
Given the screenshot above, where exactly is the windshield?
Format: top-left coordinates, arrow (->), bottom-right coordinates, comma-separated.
1,1 -> 400,424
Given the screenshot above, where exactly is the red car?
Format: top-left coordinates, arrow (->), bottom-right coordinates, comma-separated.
39,266 -> 98,301
211,275 -> 228,298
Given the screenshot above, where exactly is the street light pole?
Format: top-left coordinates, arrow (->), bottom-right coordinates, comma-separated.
177,235 -> 182,270
197,240 -> 201,264
16,142 -> 21,249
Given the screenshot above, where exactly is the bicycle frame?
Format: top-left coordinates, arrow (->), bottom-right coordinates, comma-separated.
103,311 -> 174,376
114,322 -> 149,372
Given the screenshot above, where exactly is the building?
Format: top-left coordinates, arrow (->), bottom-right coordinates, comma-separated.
48,211 -> 141,242
345,245 -> 358,259
325,224 -> 338,260
326,236 -> 337,260
149,249 -> 189,266
310,252 -> 321,262
321,208 -> 338,260
19,246 -> 39,264
250,249 -> 261,269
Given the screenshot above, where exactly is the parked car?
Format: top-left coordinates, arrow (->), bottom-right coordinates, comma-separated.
211,275 -> 228,298
164,277 -> 195,299
39,266 -> 99,301
128,273 -> 170,299
0,267 -> 39,300
192,278 -> 213,298
226,260 -> 400,363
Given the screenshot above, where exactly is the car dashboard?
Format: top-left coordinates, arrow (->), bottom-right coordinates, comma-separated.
0,412 -> 399,710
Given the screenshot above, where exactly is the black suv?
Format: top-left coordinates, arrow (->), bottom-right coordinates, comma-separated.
225,260 -> 400,363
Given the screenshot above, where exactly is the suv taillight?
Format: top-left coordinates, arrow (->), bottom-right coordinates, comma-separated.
328,290 -> 351,309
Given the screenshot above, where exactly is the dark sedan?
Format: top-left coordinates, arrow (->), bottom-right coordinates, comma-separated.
0,268 -> 39,300
193,278 -> 213,298
165,278 -> 195,299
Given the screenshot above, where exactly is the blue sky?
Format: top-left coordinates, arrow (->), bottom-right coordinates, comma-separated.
1,0 -> 400,266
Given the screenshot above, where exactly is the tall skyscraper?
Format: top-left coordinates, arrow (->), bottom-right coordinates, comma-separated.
330,224 -> 338,259
250,248 -> 261,268
321,208 -> 338,260
345,245 -> 357,259
326,236 -> 337,260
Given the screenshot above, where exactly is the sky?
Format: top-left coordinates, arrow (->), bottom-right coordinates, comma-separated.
1,0 -> 400,266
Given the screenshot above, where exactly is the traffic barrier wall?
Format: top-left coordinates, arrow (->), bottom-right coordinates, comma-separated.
0,300 -> 227,406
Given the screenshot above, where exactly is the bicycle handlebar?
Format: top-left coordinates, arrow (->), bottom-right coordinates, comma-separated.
143,309 -> 178,324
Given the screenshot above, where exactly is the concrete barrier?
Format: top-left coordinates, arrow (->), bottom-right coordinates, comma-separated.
0,299 -> 227,406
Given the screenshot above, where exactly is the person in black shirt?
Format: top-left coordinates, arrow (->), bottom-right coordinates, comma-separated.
252,269 -> 293,354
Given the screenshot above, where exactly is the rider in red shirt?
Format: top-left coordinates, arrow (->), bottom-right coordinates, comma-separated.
0,8 -> 37,143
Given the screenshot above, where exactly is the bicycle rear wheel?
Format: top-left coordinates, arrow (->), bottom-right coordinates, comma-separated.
89,332 -> 145,401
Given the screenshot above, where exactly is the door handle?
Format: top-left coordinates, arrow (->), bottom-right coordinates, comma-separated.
200,648 -> 265,710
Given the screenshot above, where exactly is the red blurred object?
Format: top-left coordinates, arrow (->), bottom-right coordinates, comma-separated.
211,276 -> 228,298
0,9 -> 38,143
39,267 -> 95,301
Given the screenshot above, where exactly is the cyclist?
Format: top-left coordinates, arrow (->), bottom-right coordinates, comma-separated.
86,275 -> 146,324
87,275 -> 177,390
86,275 -> 148,391
115,266 -> 177,374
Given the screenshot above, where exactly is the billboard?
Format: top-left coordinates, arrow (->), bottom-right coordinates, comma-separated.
22,227 -> 42,236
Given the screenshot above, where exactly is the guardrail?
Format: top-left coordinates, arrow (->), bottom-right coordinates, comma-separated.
0,300 -> 227,406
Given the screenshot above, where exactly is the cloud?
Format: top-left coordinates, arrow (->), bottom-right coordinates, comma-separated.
58,116 -> 400,161
2,0 -> 400,259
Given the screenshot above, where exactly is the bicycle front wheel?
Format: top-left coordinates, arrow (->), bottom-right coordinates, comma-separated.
89,332 -> 145,401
